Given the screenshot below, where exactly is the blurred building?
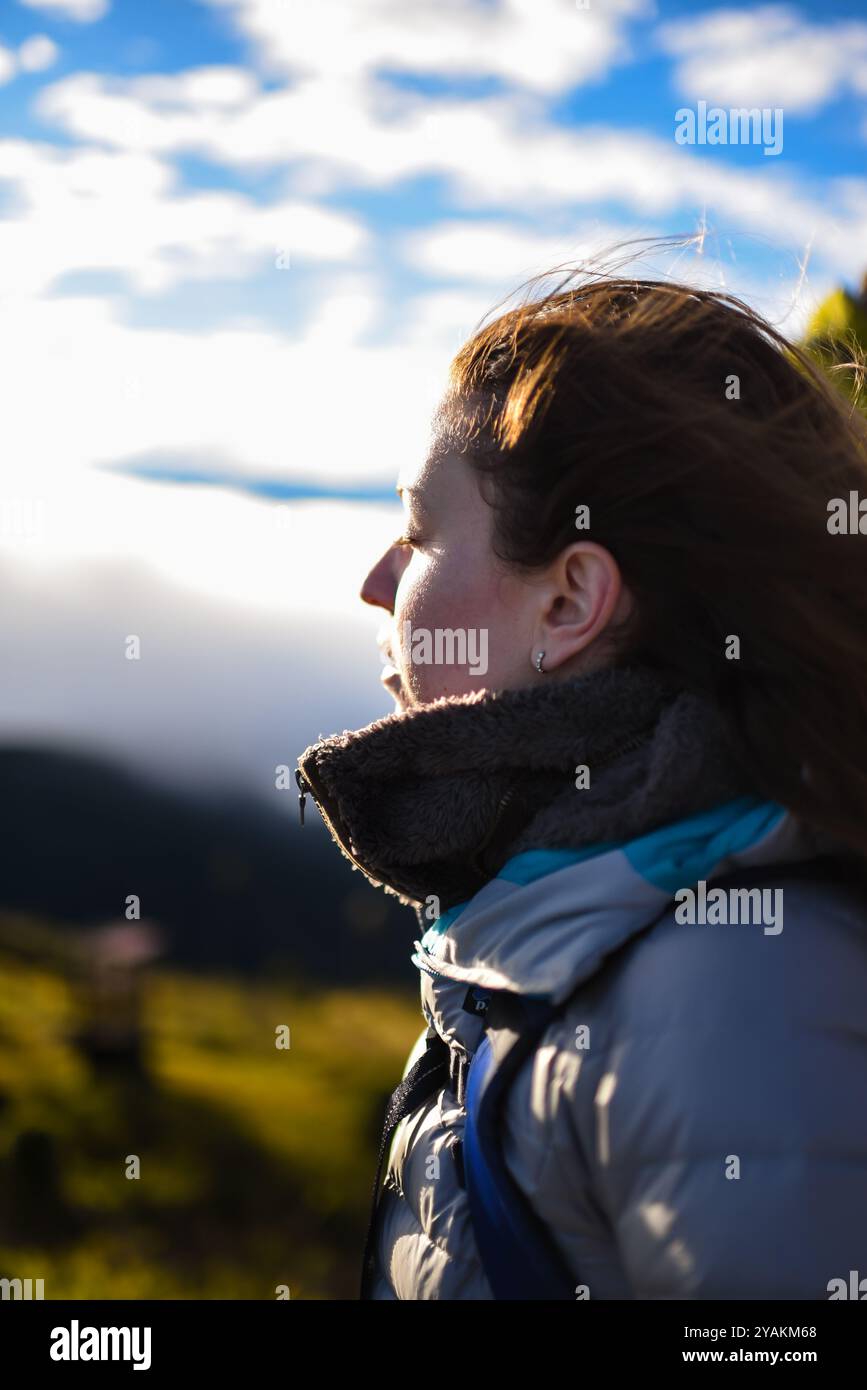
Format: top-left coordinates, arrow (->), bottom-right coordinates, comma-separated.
68,920 -> 163,1076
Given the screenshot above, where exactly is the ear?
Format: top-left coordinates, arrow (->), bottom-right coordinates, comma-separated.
533,542 -> 631,671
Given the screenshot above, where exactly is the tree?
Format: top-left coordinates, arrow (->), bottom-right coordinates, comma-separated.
802,274 -> 867,412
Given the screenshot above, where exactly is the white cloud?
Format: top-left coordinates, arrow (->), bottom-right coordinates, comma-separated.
1,280 -> 445,492
403,221 -> 823,344
659,5 -> 867,114
403,219 -> 645,284
0,234 -> 827,531
203,0 -> 651,93
18,0 -> 108,21
18,34 -> 60,73
0,33 -> 59,84
36,68 -> 864,268
0,139 -> 368,296
395,286 -> 494,357
0,541 -> 391,796
37,68 -> 265,157
0,274 -> 440,787
119,65 -> 258,109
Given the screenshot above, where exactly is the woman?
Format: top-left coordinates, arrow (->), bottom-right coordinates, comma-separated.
296,269 -> 867,1300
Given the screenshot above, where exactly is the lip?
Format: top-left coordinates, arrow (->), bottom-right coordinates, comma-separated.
377,629 -> 400,686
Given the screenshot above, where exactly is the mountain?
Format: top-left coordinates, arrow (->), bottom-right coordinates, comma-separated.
0,746 -> 417,984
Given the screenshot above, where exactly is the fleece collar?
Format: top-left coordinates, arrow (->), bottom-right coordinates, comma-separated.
296,663 -> 752,910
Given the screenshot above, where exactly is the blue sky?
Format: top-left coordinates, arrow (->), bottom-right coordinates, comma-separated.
1,0 -> 866,790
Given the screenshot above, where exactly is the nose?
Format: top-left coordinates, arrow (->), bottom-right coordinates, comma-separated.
360,543 -> 407,613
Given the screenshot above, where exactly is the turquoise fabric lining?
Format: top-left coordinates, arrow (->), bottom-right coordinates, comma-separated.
494,798 -> 786,897
416,846 -> 617,953
496,842 -> 620,885
419,900 -> 470,949
418,795 -> 786,957
492,798 -> 786,898
622,795 -> 787,893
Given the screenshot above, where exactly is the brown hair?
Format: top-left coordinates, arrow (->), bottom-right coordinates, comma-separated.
445,266 -> 867,857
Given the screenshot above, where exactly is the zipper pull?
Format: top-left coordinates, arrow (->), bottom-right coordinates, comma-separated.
294,768 -> 309,826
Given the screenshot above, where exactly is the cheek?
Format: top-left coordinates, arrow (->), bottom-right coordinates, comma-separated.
393,552 -> 517,700
396,552 -> 491,631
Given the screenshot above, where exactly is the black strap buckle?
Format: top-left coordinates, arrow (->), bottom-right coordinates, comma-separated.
448,1039 -> 471,1107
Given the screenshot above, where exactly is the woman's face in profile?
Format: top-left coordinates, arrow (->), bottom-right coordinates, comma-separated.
360,443 -> 538,709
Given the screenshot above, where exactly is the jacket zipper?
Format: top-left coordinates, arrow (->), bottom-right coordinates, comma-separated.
294,767 -> 310,826
592,723 -> 656,769
464,781 -> 521,877
294,763 -> 373,880
469,723 -> 656,867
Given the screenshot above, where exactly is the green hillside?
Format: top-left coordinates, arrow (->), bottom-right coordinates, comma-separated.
0,937 -> 421,1299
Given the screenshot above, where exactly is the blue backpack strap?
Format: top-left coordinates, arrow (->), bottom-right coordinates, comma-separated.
462,990 -> 578,1300
461,855 -> 861,1301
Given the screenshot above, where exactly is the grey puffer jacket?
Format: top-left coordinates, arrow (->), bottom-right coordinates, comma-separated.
370,812 -> 867,1299
296,666 -> 867,1300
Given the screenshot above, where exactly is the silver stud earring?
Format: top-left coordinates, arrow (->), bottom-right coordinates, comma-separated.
534,650 -> 546,673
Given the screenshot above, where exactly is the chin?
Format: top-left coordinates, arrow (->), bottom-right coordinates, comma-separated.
382,678 -> 408,710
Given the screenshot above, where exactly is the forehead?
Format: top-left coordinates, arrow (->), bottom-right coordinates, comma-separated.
397,388 -> 496,497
